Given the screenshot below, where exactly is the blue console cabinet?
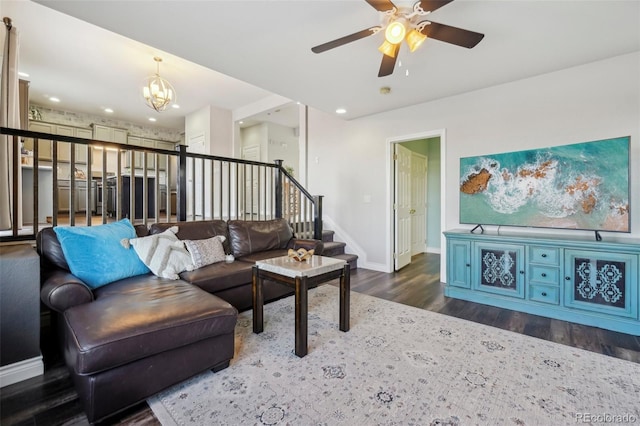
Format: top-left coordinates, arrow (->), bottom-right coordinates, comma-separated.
444,230 -> 640,336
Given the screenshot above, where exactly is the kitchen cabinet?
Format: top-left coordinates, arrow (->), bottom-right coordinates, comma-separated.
21,165 -> 53,224
126,136 -> 176,170
26,121 -> 92,164
127,136 -> 156,169
25,122 -> 53,161
156,140 -> 176,171
58,181 -> 70,213
57,180 -> 94,213
160,187 -> 167,212
55,125 -> 74,163
92,124 -> 127,144
76,182 -> 88,213
71,127 -> 92,164
444,229 -> 640,335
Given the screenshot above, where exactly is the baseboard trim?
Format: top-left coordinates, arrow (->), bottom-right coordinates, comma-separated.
358,260 -> 387,272
0,356 -> 44,388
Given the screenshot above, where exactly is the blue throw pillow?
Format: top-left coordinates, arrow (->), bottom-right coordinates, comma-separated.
54,219 -> 150,289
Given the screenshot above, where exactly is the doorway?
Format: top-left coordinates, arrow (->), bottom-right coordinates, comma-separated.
235,101 -> 304,182
390,132 -> 443,272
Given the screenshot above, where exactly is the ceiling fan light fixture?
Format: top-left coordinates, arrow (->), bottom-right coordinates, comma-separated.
142,57 -> 176,112
378,40 -> 400,58
406,29 -> 427,52
384,19 -> 406,44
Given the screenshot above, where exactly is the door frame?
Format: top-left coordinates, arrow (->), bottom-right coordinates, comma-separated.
387,128 -> 447,279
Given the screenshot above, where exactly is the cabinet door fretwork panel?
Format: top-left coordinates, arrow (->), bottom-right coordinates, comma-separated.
564,250 -> 637,319
473,243 -> 525,298
444,230 -> 640,336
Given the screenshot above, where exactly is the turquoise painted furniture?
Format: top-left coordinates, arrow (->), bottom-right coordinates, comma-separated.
444,229 -> 640,336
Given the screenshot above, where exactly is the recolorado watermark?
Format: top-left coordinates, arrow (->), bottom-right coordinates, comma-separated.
576,413 -> 638,423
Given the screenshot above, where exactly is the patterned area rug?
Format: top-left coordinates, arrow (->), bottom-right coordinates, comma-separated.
148,285 -> 640,425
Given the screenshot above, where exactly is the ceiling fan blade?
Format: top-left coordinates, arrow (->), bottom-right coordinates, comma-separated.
420,21 -> 484,48
311,27 -> 381,54
418,0 -> 454,13
378,49 -> 399,77
365,0 -> 396,13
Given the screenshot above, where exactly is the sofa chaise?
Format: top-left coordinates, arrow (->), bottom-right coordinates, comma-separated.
36,218 -> 323,423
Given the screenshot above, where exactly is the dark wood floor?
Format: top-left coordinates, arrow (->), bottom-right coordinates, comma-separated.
2,253 -> 639,425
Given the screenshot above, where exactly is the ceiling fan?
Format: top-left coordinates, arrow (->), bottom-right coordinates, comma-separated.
311,0 -> 484,77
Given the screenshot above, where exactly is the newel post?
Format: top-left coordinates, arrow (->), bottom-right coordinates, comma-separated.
274,159 -> 283,219
176,144 -> 187,222
314,195 -> 323,240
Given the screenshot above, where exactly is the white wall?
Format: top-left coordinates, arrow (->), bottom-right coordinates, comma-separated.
240,122 -> 298,171
306,52 -> 640,274
210,107 -> 233,157
185,105 -> 233,217
266,122 -> 299,173
185,105 -> 233,156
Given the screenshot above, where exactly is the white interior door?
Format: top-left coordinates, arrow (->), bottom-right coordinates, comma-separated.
394,144 -> 412,270
241,145 -> 260,218
411,152 -> 428,255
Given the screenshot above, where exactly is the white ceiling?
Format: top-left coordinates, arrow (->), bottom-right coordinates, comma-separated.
4,0 -> 640,132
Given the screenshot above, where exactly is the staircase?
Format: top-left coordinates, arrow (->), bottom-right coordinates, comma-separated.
321,229 -> 358,270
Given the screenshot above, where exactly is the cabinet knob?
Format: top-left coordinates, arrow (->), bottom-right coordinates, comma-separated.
466,263 -> 470,267
519,270 -> 524,275
541,292 -> 547,297
541,253 -> 547,258
541,273 -> 547,277
565,276 -> 571,281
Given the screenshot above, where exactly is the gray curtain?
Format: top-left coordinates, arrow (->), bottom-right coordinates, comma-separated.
0,17 -> 21,230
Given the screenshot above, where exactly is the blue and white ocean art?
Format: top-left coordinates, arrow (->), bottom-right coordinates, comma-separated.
459,137 -> 630,232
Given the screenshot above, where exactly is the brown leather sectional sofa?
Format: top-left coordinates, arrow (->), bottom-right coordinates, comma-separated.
36,218 -> 323,423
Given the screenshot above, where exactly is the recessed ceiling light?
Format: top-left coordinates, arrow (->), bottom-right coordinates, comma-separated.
18,71 -> 29,78
148,117 -> 157,122
335,108 -> 347,114
104,108 -> 114,113
172,104 -> 180,109
49,97 -> 60,103
239,121 -> 244,124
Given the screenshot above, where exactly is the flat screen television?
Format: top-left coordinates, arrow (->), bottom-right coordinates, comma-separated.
459,136 -> 630,233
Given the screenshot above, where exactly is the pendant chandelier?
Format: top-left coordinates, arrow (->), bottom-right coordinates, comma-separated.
142,57 -> 176,112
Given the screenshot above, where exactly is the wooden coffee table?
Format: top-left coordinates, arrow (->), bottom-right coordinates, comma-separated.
252,255 -> 350,357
